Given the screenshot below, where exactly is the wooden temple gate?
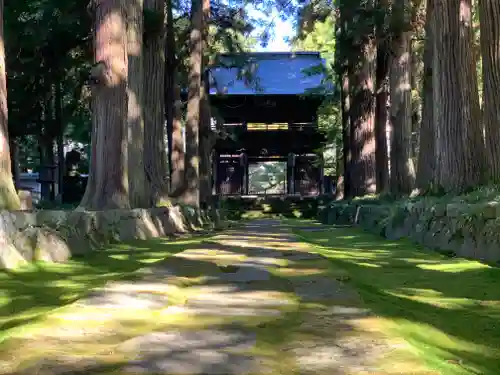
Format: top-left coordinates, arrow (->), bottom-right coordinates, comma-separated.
208,52 -> 329,197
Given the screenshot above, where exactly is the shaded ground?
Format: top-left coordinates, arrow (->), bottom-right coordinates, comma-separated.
0,220 -> 434,375
289,219 -> 500,375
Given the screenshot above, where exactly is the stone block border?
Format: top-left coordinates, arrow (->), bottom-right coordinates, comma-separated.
318,200 -> 500,264
0,205 -> 223,269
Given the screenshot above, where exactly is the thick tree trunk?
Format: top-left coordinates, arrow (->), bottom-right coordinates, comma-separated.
0,0 -> 20,210
144,0 -> 170,206
81,0 -> 130,209
374,39 -> 389,193
479,0 -> 500,182
432,0 -> 485,192
348,39 -> 377,196
389,0 -> 416,195
199,0 -> 213,208
416,0 -> 435,190
183,0 -> 203,207
127,0 -> 148,208
165,0 -> 185,194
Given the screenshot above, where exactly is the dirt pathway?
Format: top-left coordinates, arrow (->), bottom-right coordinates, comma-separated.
0,220 -> 432,375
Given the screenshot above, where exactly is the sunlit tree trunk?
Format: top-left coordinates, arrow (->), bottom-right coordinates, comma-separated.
416,0 -> 436,190
0,0 -> 20,210
183,0 -> 203,207
348,0 -> 377,197
165,0 -> 185,194
479,0 -> 500,182
389,0 -> 415,195
432,0 -> 485,192
127,0 -> 148,208
144,0 -> 170,206
80,0 -> 130,209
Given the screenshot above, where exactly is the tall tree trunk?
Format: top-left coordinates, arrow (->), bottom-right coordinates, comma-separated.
416,0 -> 435,190
389,0 -> 416,195
334,134 -> 344,200
55,79 -> 64,203
81,0 -> 130,209
9,138 -> 20,189
374,39 -> 390,193
433,0 -> 485,192
0,0 -> 20,210
348,0 -> 377,197
479,0 -> 500,182
199,0 -> 213,208
183,0 -> 203,207
79,96 -> 98,208
340,69 -> 350,199
40,95 -> 55,202
165,0 -> 185,194
337,3 -> 351,199
144,0 -> 170,206
127,0 -> 148,207
199,79 -> 213,207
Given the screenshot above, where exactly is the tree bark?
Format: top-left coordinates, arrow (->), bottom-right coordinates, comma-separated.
432,0 -> 486,192
55,79 -> 64,203
127,0 -> 148,208
337,3 -> 351,199
334,133 -> 344,200
9,138 -> 20,189
348,22 -> 377,197
144,0 -> 170,206
165,0 -> 185,194
183,0 -> 203,207
479,0 -> 500,182
0,0 -> 20,211
374,39 -> 390,194
199,0 -> 213,208
340,69 -> 350,199
416,0 -> 435,190
40,96 -> 55,202
80,0 -> 130,209
389,0 -> 416,195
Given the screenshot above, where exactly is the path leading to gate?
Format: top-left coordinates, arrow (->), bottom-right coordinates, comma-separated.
1,220 -> 431,375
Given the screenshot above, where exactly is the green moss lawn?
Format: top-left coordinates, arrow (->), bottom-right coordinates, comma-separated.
287,219 -> 500,375
0,236 -> 210,344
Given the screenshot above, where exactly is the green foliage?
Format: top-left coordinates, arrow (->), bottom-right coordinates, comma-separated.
293,9 -> 340,174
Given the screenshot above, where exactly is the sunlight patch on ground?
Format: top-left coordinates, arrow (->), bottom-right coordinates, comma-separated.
417,261 -> 489,272
291,219 -> 500,375
0,220 -> 444,375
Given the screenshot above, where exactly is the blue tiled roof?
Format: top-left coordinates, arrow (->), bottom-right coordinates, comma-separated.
208,52 -> 329,96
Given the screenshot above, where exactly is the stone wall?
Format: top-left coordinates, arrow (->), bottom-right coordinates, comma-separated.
319,200 -> 500,264
0,205 -> 221,269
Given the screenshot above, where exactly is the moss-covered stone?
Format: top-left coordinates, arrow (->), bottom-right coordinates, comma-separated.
321,199 -> 500,264
0,205 -> 222,269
